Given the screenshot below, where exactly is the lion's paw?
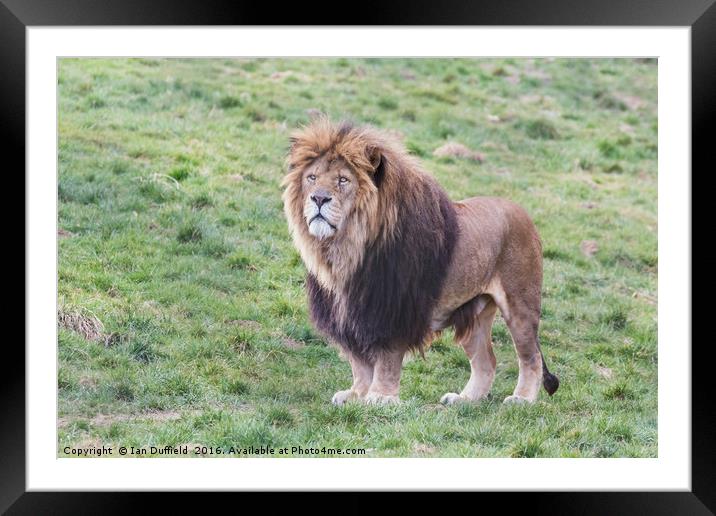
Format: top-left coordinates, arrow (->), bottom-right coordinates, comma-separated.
439,393 -> 465,406
331,389 -> 357,406
503,395 -> 533,405
364,392 -> 400,405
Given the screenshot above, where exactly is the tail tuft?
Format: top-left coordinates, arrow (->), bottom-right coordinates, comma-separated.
539,348 -> 560,396
542,371 -> 560,396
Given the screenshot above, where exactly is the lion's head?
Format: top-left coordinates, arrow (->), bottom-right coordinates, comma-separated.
281,117 -> 404,289
281,117 -> 459,362
298,151 -> 362,241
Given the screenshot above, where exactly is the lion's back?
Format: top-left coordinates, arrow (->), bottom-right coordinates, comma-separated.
437,196 -> 542,312
455,196 -> 540,245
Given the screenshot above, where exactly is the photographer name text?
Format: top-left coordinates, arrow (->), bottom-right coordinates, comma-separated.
62,445 -> 366,457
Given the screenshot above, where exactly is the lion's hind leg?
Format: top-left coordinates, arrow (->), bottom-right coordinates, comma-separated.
440,295 -> 498,405
491,287 -> 544,404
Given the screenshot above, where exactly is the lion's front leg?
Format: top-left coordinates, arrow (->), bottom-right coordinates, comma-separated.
364,348 -> 404,405
331,351 -> 374,406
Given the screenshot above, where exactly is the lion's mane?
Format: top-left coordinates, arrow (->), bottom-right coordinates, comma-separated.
282,118 -> 459,362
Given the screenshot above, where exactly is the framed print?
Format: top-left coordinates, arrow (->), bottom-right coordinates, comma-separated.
5,0 -> 713,512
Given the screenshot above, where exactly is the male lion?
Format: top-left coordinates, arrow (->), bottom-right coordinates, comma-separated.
282,117 -> 559,405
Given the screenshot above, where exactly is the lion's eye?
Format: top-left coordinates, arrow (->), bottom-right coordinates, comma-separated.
338,177 -> 349,184
307,174 -> 316,181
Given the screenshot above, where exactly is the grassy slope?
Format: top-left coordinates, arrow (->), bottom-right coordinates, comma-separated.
58,58 -> 657,457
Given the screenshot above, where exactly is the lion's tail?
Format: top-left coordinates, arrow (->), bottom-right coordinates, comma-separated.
540,350 -> 560,396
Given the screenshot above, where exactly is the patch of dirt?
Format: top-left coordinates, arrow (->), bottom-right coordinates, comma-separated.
614,93 -> 647,111
596,365 -> 613,379
581,202 -> 598,210
577,175 -> 599,190
580,240 -> 599,258
58,228 -> 74,238
400,70 -> 416,80
74,437 -> 103,449
140,410 -> 185,423
228,174 -> 244,182
523,66 -> 551,82
281,337 -> 304,350
88,413 -> 131,426
141,300 -> 161,316
632,290 -> 657,305
60,410 -> 188,429
229,319 -> 261,331
218,66 -> 249,77
305,108 -> 323,120
486,114 -> 501,123
270,70 -> 293,80
433,142 -> 485,162
58,308 -> 105,342
384,129 -> 405,142
270,70 -> 311,82
414,443 -> 437,455
103,332 -> 127,348
481,141 -> 509,152
78,376 -> 98,389
519,94 -> 543,104
268,120 -> 289,132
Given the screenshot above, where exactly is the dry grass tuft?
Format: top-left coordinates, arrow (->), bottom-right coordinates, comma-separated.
580,240 -> 599,258
58,308 -> 105,342
433,142 -> 485,162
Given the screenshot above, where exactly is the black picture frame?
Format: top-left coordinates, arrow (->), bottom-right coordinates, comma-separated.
5,0 -> 712,513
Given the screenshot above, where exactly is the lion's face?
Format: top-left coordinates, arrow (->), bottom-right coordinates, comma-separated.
282,118 -> 388,286
300,155 -> 360,240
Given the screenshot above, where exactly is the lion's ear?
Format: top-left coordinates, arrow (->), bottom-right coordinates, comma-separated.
368,146 -> 385,188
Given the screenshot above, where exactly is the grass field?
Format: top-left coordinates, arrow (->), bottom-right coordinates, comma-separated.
57,58 -> 657,457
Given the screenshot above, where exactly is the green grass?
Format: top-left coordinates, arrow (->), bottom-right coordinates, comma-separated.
57,58 -> 657,458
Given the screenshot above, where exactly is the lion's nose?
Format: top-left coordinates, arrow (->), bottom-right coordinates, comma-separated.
311,194 -> 332,208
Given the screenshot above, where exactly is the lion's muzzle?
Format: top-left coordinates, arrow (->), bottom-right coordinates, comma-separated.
305,194 -> 338,240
